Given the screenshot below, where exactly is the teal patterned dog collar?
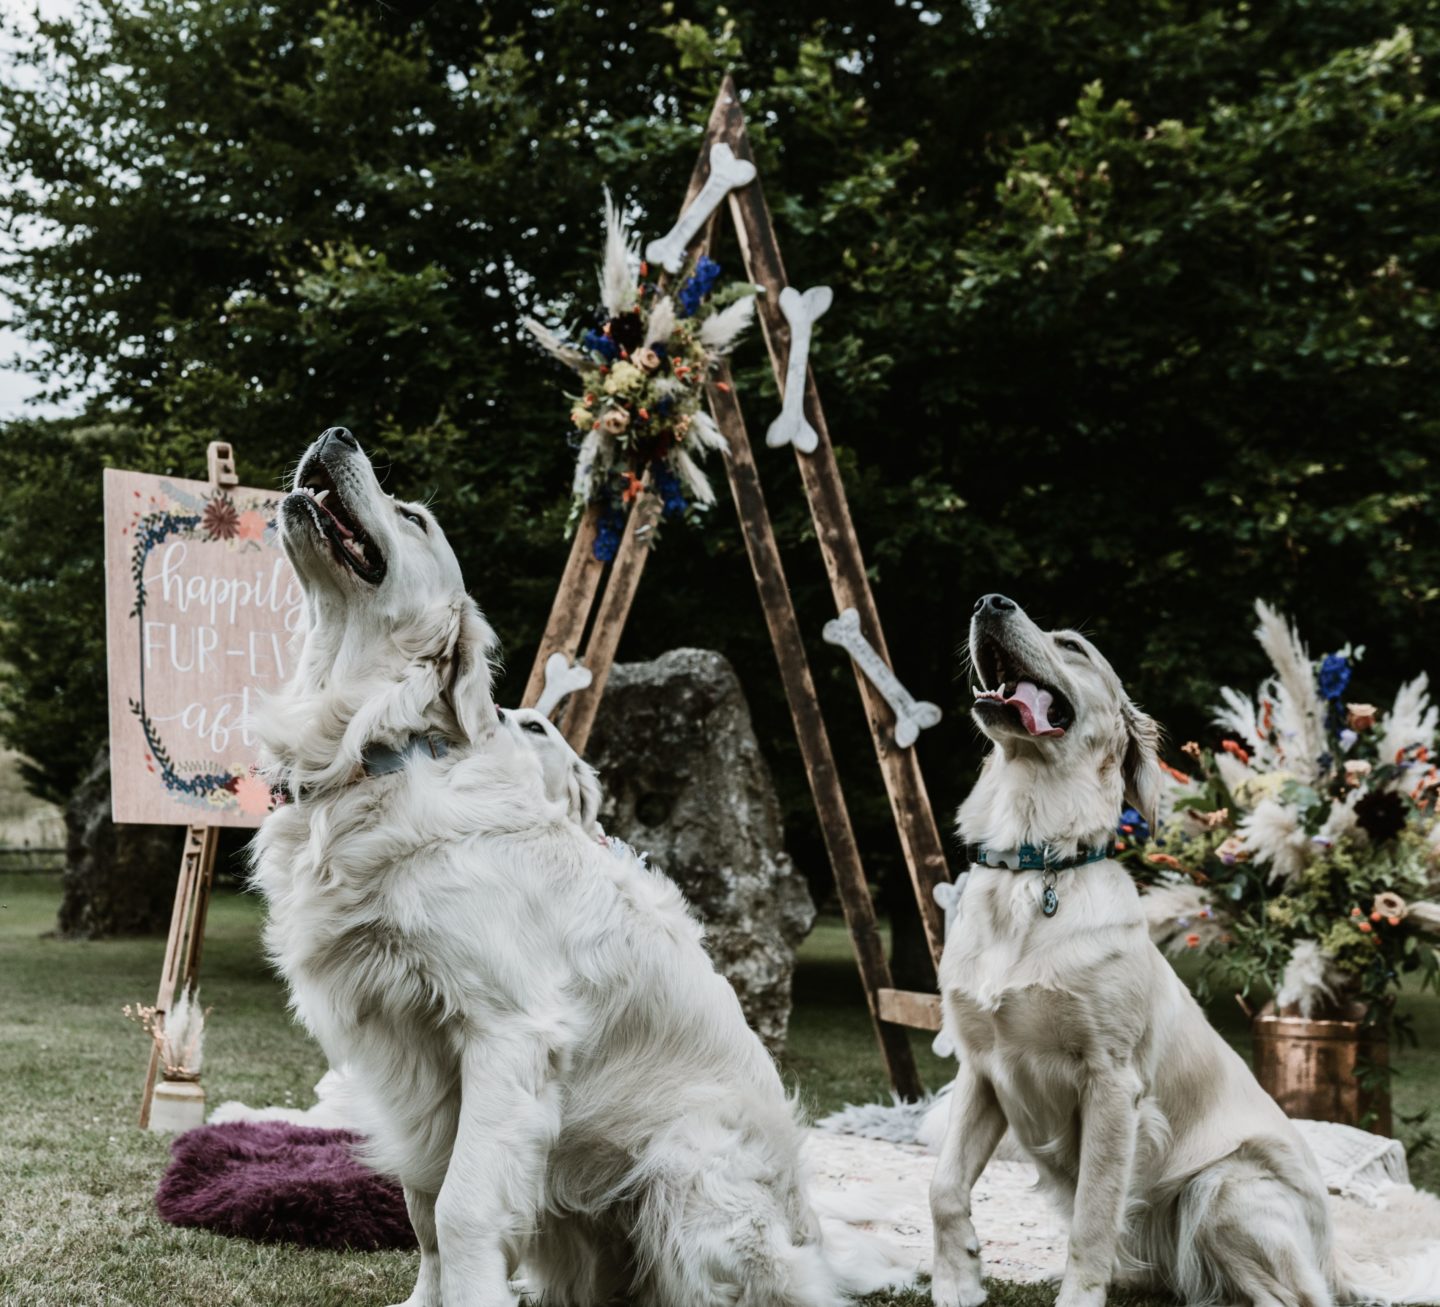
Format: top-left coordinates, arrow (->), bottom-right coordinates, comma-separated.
963,842 -> 1115,872
962,841 -> 1115,917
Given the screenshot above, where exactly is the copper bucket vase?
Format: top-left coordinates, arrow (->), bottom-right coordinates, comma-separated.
1252,1002 -> 1391,1135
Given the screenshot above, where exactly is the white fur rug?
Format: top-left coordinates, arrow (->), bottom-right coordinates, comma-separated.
215,1077 -> 1440,1294
810,1102 -> 1440,1295
805,1130 -> 1063,1280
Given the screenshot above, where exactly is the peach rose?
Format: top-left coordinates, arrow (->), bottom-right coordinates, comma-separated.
1372,891 -> 1407,921
634,347 -> 662,372
1347,703 -> 1379,731
1343,759 -> 1372,786
599,408 -> 631,436
234,773 -> 273,817
1215,835 -> 1248,865
236,510 -> 267,543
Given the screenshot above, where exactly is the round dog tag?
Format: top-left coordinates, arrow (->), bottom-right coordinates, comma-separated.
1041,885 -> 1059,917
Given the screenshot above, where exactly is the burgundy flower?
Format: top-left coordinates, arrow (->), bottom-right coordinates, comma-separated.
607,311 -> 644,354
1355,790 -> 1406,844
202,494 -> 240,541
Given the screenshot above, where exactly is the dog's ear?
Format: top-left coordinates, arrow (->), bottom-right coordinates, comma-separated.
566,756 -> 603,834
1121,699 -> 1163,829
445,598 -> 499,743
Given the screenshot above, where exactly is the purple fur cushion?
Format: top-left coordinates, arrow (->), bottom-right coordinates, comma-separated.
156,1122 -> 417,1251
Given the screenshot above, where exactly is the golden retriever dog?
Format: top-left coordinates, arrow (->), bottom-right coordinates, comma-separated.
930,595 -> 1435,1307
250,428 -> 902,1307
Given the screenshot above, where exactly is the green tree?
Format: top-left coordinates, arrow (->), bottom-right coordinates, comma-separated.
2,0 -> 1437,951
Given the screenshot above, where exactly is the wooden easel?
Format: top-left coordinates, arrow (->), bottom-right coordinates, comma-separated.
137,441 -> 235,1128
523,79 -> 950,1098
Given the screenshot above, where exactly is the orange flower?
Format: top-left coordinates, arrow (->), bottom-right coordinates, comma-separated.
1147,853 -> 1183,870
1115,840 -> 1127,851
1357,921 -> 1373,934
1158,761 -> 1191,784
621,472 -> 644,504
1185,933 -> 1201,948
1220,739 -> 1251,765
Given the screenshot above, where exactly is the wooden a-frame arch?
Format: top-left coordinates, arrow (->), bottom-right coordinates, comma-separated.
522,78 -> 952,1098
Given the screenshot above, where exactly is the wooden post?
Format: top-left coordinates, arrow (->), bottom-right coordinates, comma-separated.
521,504 -> 605,711
555,477 -> 662,753
706,76 -> 952,965
137,439 -> 237,1127
710,364 -> 921,1096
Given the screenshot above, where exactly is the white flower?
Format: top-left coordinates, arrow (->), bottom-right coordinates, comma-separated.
1239,798 -> 1313,884
1276,941 -> 1344,1018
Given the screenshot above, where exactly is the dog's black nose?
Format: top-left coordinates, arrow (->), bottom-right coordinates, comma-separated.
320,426 -> 358,450
975,593 -> 1017,615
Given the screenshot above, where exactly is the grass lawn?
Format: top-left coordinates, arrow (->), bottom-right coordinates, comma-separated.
1,873 -> 1436,1306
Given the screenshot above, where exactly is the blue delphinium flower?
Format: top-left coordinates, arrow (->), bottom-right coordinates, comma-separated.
1318,653 -> 1351,701
1117,806 -> 1150,843
653,465 -> 687,518
582,327 -> 619,361
592,504 -> 626,562
678,256 -> 722,317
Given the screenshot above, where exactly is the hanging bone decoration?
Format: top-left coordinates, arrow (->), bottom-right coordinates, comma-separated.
534,652 -> 594,719
644,143 -> 757,274
765,286 -> 832,455
822,607 -> 942,748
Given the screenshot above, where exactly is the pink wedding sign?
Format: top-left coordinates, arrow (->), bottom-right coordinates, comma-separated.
103,467 -> 303,827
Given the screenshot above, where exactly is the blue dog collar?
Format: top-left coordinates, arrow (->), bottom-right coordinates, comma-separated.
360,733 -> 449,777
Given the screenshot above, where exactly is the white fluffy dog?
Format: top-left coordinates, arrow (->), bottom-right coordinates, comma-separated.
251,428 -> 893,1307
930,594 -> 1433,1307
499,707 -> 603,838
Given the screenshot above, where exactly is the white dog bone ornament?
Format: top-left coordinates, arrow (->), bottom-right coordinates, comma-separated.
821,608 -> 941,748
533,652 -> 593,719
765,285 -> 832,455
644,143 -> 757,274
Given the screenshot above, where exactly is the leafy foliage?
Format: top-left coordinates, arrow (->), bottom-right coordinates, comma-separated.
2,0 -> 1438,905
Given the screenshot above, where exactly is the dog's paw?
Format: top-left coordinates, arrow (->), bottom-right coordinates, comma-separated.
1053,1285 -> 1106,1307
928,1275 -> 987,1307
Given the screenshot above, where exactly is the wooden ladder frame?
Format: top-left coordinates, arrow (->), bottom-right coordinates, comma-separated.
522,78 -> 949,1098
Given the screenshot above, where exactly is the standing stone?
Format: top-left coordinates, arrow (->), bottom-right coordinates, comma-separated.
586,649 -> 815,1055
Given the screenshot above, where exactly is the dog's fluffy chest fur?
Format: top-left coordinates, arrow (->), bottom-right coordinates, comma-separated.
940,862 -> 1148,1014
251,749 -> 784,1194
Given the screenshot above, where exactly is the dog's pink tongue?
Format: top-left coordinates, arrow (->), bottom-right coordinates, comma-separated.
1006,680 -> 1064,737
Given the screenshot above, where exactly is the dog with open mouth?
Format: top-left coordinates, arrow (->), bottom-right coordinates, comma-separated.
929,595 -> 1432,1307
251,428 -> 906,1307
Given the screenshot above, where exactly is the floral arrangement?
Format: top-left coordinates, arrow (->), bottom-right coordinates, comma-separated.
123,987 -> 211,1081
524,192 -> 757,561
1140,600 -> 1440,1028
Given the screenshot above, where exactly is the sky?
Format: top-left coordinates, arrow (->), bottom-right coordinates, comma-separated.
2,0 -> 83,422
